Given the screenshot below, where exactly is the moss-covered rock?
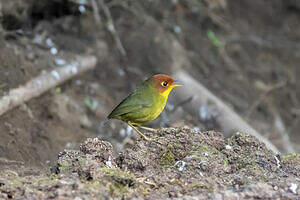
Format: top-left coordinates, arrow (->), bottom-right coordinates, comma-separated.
160,149 -> 176,167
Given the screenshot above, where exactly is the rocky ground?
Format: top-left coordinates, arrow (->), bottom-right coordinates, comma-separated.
0,128 -> 299,199
0,0 -> 300,165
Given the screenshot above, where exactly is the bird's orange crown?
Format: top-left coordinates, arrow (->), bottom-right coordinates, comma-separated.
151,74 -> 181,97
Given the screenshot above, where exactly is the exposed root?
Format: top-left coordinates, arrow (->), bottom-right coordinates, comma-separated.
0,55 -> 97,116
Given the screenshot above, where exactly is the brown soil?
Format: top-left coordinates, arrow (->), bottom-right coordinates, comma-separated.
0,128 -> 299,199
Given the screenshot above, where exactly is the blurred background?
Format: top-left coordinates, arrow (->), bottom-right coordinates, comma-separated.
0,0 -> 299,167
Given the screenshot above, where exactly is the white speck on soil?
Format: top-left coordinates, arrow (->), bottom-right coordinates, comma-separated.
289,183 -> 298,194
50,47 -> 58,55
54,58 -> 66,66
175,161 -> 186,172
51,70 -> 60,80
46,38 -> 55,47
106,156 -> 113,168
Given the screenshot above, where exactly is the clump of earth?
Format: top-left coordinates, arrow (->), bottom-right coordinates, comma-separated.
0,127 -> 299,199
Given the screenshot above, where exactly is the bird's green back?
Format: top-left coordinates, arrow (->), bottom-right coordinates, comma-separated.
107,78 -> 166,124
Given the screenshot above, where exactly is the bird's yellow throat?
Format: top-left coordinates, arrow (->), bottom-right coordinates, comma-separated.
160,84 -> 181,99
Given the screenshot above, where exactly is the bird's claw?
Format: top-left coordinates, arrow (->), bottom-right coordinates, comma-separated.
142,136 -> 152,141
152,129 -> 159,133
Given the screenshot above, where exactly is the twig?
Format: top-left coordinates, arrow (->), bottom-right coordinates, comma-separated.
219,45 -> 240,72
0,55 -> 97,116
224,35 -> 300,50
245,81 -> 286,119
0,157 -> 24,165
91,0 -> 102,24
97,0 -> 127,57
207,12 -> 232,32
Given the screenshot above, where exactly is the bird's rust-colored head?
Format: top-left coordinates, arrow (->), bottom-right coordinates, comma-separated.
150,74 -> 181,97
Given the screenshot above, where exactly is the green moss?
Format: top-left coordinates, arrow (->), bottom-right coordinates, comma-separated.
282,153 -> 299,163
0,171 -> 27,189
239,132 -> 247,137
186,181 -> 212,193
103,167 -> 136,196
59,162 -> 70,168
0,170 -> 18,177
189,181 -> 209,189
49,174 -> 60,180
109,182 -> 129,196
104,167 -> 134,178
190,145 -> 219,159
240,155 -> 255,164
248,164 -> 259,171
104,167 -> 136,185
139,185 -> 151,195
224,158 -> 228,167
160,149 -> 176,168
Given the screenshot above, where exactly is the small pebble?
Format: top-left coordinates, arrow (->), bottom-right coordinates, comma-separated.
174,161 -> 186,172
173,25 -> 181,34
54,58 -> 66,66
119,129 -> 126,137
105,156 -> 113,168
198,161 -> 207,171
289,183 -> 298,194
126,125 -> 133,135
46,38 -> 55,47
51,70 -> 60,80
79,5 -> 86,13
50,47 -> 58,55
193,127 -> 200,131
202,152 -> 209,157
118,69 -> 125,76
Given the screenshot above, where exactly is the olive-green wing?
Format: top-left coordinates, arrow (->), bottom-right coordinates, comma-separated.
107,104 -> 148,119
107,92 -> 152,120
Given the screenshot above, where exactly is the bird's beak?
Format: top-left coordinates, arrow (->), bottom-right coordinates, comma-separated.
172,84 -> 182,88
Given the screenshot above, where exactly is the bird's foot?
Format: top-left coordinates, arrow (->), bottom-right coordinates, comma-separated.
134,128 -> 152,141
141,134 -> 152,141
128,123 -> 152,141
137,125 -> 159,133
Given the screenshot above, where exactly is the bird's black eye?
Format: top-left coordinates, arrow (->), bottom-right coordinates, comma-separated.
161,81 -> 168,87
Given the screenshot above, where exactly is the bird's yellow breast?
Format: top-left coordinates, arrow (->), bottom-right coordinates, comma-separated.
144,86 -> 174,122
132,89 -> 171,124
148,98 -> 167,121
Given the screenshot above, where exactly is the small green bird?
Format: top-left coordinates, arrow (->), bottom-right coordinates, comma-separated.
107,74 -> 181,140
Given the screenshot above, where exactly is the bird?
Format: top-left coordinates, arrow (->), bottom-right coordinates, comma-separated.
107,74 -> 182,140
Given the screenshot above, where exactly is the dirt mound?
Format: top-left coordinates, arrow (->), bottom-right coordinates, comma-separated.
0,127 -> 299,199
1,0 -> 300,170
